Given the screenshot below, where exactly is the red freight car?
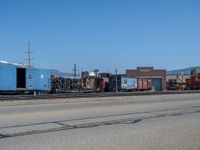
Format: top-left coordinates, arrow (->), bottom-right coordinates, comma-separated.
186,74 -> 200,90
99,77 -> 109,92
98,73 -> 111,92
137,78 -> 151,91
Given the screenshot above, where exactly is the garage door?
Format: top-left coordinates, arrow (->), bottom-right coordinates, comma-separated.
152,78 -> 162,91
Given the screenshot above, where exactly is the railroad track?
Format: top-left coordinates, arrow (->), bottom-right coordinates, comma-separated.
0,90 -> 200,101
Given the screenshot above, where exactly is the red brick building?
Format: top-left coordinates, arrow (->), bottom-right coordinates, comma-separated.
126,67 -> 166,91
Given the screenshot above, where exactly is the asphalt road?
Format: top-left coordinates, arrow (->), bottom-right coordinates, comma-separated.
0,94 -> 200,150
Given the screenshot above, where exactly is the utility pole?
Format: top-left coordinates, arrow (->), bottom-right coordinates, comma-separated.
26,41 -> 33,67
28,41 -> 31,67
115,67 -> 118,93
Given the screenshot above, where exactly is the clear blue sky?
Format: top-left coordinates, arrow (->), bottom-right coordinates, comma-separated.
0,0 -> 200,73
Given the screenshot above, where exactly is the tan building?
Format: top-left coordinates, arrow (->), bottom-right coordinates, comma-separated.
126,67 -> 166,91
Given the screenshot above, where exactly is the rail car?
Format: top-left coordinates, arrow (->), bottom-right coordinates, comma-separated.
51,75 -> 82,93
109,75 -> 137,92
0,62 -> 166,95
0,62 -> 51,94
186,74 -> 200,90
0,62 -> 92,94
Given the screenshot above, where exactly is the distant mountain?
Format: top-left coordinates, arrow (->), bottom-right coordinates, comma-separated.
167,66 -> 200,75
50,69 -> 74,77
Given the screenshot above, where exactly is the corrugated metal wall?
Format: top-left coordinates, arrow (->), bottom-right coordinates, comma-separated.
26,68 -> 51,91
152,78 -> 162,91
0,64 -> 17,90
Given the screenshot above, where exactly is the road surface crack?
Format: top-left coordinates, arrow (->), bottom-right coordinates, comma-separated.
0,107 -> 199,139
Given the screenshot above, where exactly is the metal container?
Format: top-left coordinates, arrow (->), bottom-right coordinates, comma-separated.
0,63 -> 17,91
109,75 -> 136,92
121,77 -> 137,90
26,68 -> 51,91
109,75 -> 123,92
189,74 -> 200,89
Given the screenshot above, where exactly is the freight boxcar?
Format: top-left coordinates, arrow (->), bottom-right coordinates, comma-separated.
137,78 -> 151,91
109,75 -> 121,92
0,62 -> 51,93
99,77 -> 109,92
186,74 -> 200,90
109,75 -> 137,92
98,73 -> 111,92
0,63 -> 17,91
26,68 -> 51,92
121,77 -> 137,91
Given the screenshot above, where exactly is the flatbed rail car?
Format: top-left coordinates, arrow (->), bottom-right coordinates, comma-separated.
0,62 -> 51,94
51,76 -> 82,93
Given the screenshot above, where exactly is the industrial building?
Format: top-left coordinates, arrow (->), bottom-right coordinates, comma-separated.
126,67 -> 166,91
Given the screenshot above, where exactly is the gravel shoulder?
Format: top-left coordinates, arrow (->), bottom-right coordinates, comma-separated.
0,93 -> 200,107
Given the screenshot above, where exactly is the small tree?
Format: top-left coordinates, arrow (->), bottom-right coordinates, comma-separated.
190,68 -> 197,75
